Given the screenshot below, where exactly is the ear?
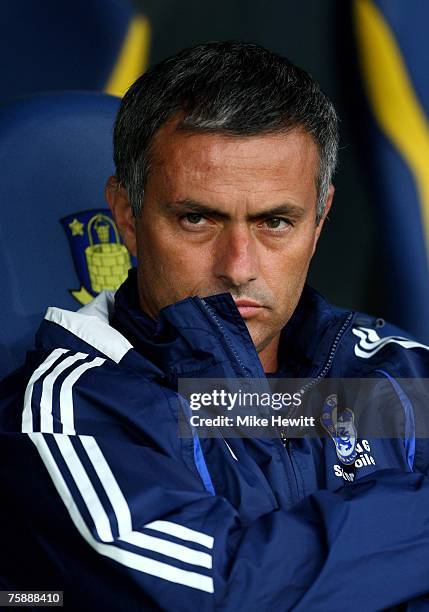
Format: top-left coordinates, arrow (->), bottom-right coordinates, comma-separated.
105,176 -> 137,257
311,184 -> 334,257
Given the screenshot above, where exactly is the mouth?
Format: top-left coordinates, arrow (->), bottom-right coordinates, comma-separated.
234,299 -> 264,319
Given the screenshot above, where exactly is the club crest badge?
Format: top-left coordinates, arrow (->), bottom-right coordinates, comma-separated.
320,394 -> 357,465
61,209 -> 135,305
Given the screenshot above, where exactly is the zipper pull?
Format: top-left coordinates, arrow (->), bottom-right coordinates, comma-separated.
280,430 -> 288,447
354,315 -> 385,328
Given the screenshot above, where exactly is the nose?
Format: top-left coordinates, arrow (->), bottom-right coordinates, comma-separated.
213,224 -> 258,288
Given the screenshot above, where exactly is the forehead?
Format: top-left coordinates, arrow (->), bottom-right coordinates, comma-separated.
148,119 -> 320,204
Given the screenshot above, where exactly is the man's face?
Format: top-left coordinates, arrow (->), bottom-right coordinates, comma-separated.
108,120 -> 332,369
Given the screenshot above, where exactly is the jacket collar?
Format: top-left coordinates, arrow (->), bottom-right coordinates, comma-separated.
111,270 -> 351,380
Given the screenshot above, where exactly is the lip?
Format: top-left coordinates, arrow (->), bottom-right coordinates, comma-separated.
234,299 -> 263,319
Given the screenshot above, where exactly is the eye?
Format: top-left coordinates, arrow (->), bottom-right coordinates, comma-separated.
262,217 -> 290,230
179,212 -> 213,231
184,213 -> 205,225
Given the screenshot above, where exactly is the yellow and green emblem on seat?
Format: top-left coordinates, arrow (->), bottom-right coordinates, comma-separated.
61,210 -> 134,305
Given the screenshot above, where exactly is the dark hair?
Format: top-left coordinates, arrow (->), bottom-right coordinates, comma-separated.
113,41 -> 339,223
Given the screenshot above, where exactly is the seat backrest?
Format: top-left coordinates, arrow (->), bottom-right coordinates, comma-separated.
0,91 -> 130,378
1,0 -> 149,102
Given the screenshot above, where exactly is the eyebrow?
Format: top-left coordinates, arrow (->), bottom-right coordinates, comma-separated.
163,199 -> 306,221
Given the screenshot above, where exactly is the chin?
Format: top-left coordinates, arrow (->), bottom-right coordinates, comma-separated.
249,319 -> 285,354
247,328 -> 271,352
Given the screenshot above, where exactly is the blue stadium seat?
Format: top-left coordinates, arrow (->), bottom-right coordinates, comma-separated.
1,0 -> 149,103
0,91 -> 133,379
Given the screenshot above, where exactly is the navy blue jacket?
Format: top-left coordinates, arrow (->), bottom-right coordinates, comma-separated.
2,273 -> 429,611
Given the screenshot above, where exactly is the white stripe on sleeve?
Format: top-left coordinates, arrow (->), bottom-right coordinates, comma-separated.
79,434 -> 132,535
145,520 -> 214,550
80,436 -> 213,568
120,532 -> 212,569
29,433 -> 214,594
60,358 -> 105,434
39,353 -> 88,432
54,434 -> 114,542
22,348 -> 69,433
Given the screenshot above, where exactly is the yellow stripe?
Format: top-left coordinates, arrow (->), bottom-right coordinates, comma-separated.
354,0 -> 429,248
105,14 -> 150,98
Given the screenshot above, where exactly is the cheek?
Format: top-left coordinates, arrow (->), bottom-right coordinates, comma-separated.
137,221 -> 179,269
137,224 -> 212,295
260,234 -> 316,292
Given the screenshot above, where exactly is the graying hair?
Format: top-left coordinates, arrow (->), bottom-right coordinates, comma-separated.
114,41 -> 339,224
